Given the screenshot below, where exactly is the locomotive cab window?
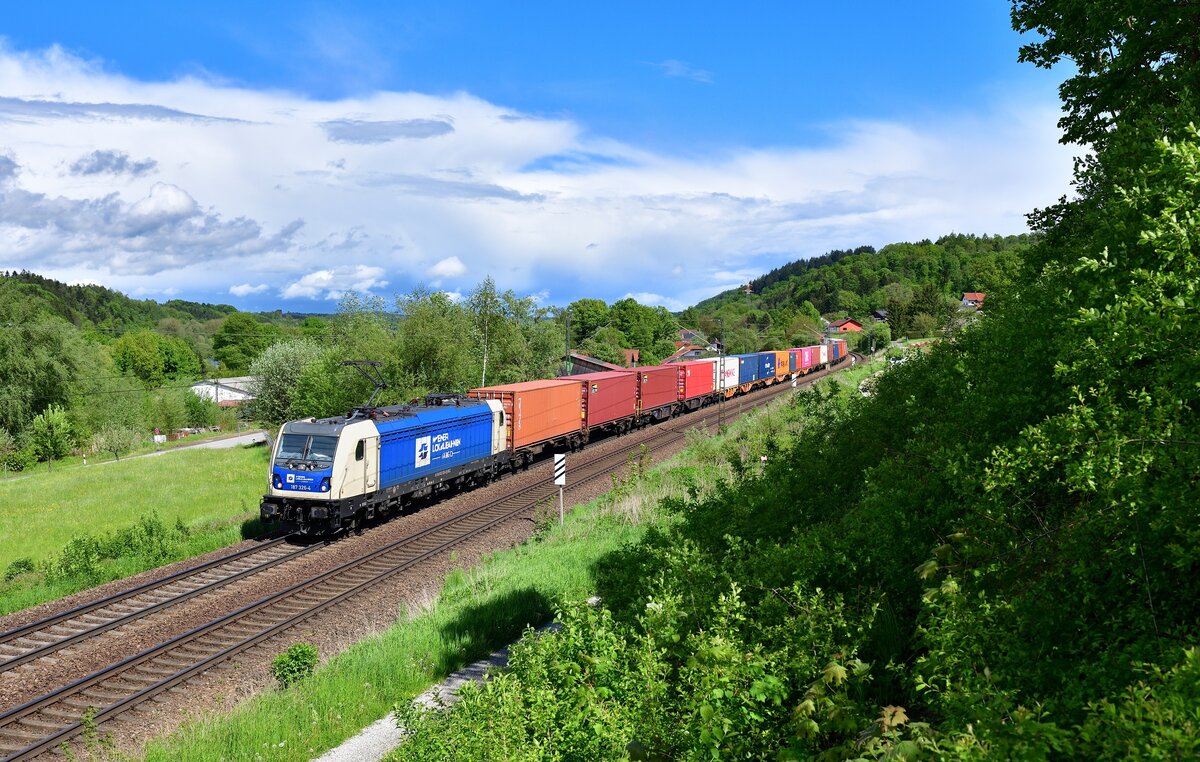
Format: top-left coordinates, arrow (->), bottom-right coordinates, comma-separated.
355,440 -> 364,461
498,411 -> 505,425
275,434 -> 338,469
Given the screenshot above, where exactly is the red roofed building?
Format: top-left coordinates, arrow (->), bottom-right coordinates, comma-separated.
829,318 -> 863,333
962,292 -> 986,308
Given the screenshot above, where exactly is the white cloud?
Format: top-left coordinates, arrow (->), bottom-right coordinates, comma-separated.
654,60 -> 713,84
0,44 -> 1076,310
624,291 -> 686,312
281,265 -> 386,300
443,290 -> 464,303
230,282 -> 269,296
427,255 -> 467,279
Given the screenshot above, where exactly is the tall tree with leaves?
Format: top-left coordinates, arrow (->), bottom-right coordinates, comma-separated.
29,404 -> 72,472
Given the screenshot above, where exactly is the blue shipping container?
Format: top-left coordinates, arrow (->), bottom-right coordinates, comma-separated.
756,352 -> 776,379
735,353 -> 759,385
377,403 -> 495,490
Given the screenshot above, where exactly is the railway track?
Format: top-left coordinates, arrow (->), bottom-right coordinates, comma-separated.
0,362 -> 844,759
0,538 -> 320,675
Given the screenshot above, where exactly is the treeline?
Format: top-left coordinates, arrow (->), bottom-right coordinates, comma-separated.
682,233 -> 1031,352
391,3 -> 1200,758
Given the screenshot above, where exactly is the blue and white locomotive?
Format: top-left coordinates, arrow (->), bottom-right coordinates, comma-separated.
260,398 -> 508,534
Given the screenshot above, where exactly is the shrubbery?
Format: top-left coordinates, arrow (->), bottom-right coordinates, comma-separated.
271,642 -> 319,689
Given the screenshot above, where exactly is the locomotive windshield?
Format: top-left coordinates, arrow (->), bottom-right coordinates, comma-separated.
276,434 -> 338,469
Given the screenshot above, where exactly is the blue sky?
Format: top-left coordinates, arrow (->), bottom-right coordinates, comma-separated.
0,2 -> 1074,312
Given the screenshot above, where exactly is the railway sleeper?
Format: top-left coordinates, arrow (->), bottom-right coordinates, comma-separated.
15,716 -> 67,733
0,726 -> 45,743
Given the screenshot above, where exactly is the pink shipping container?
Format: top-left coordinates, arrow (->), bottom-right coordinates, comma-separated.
669,359 -> 716,400
636,365 -> 679,413
560,371 -> 638,429
799,346 -> 818,371
467,379 -> 583,451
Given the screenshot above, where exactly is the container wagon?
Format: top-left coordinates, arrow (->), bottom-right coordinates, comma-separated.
559,371 -> 638,436
716,356 -> 740,397
636,365 -> 680,421
670,359 -> 716,411
755,352 -> 777,386
467,379 -> 584,464
773,350 -> 790,381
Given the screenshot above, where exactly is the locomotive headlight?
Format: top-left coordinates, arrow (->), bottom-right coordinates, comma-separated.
320,477 -> 331,492
272,474 -> 282,489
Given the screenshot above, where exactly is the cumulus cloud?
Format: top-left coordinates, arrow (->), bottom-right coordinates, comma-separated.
230,283 -> 269,296
0,44 -> 1075,309
321,118 -> 454,143
281,265 -> 387,300
427,256 -> 467,279
70,149 -> 157,177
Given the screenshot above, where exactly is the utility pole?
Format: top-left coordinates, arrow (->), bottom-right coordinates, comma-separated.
564,313 -> 572,374
718,317 -> 725,431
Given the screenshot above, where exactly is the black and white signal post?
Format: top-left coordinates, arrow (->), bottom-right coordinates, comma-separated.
554,453 -> 566,525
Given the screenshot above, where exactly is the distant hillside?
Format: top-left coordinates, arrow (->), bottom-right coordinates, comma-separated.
0,271 -> 238,333
680,233 -> 1033,350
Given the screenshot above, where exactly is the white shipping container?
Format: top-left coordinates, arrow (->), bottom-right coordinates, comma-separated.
716,357 -> 740,391
819,345 -> 829,365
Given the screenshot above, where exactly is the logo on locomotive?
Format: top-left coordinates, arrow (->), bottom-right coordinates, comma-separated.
415,436 -> 431,468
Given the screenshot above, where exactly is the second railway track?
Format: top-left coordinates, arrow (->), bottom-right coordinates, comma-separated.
0,363 -> 844,759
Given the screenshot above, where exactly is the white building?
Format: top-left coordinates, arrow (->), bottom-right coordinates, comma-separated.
190,376 -> 256,407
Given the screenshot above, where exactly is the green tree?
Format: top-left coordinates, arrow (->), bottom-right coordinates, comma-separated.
248,339 -> 326,427
111,330 -> 201,386
568,298 -> 610,347
580,326 -> 630,366
0,428 -> 17,478
146,389 -> 189,435
29,404 -> 72,472
91,425 -> 142,461
213,313 -> 278,372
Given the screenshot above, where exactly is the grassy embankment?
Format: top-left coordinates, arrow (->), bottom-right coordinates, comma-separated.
1,428 -> 261,478
138,371 -> 851,761
0,446 -> 270,616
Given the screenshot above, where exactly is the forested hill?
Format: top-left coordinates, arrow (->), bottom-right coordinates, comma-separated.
0,271 -> 238,332
681,233 -> 1033,351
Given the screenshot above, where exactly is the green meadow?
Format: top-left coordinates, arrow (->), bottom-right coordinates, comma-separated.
0,446 -> 270,615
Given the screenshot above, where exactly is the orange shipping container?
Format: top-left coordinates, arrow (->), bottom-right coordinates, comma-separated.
467,379 -> 583,451
773,350 -> 790,379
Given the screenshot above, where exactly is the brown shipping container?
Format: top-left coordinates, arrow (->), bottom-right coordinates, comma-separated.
467,379 -> 583,451
560,371 -> 638,428
637,365 -> 680,411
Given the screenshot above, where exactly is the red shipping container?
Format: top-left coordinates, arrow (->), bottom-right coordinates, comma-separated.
467,379 -> 582,451
560,371 -> 637,428
668,359 -> 716,400
636,365 -> 679,412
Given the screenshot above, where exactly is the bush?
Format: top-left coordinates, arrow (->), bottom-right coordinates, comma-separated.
271,642 -> 319,688
4,557 -> 34,581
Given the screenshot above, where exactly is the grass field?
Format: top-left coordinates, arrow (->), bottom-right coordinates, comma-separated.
0,446 -> 270,615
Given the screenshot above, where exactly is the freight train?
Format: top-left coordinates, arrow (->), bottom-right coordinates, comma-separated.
260,340 -> 849,534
